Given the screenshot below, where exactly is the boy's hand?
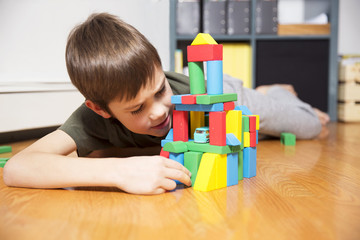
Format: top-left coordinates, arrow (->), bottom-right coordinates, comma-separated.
113,156 -> 192,195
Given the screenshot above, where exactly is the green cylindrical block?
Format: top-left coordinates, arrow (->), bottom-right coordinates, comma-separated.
188,61 -> 205,94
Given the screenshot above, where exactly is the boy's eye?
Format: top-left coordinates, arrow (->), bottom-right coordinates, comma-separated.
131,105 -> 144,115
155,86 -> 166,97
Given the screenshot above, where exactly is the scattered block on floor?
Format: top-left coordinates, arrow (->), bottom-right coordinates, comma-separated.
280,132 -> 296,146
0,146 -> 12,154
0,158 -> 10,168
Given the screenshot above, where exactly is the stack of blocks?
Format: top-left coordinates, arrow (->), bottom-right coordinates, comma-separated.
160,33 -> 260,192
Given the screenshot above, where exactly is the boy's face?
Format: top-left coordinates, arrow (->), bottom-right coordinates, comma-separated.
107,67 -> 174,137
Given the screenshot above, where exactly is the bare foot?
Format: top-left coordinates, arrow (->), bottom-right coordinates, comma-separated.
313,108 -> 330,125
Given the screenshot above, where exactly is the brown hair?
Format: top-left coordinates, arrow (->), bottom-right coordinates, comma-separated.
66,13 -> 162,113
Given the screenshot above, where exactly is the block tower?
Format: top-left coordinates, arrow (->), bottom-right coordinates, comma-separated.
160,33 -> 259,191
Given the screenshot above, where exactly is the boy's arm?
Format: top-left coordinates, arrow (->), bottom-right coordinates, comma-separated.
3,130 -> 191,194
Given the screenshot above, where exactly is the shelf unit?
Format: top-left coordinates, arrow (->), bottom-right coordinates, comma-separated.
169,0 -> 339,120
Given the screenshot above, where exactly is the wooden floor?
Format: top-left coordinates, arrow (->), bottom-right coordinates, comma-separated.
0,122 -> 360,240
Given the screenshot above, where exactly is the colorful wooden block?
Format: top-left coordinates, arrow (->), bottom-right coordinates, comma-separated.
227,153 -> 238,186
190,111 -> 205,139
173,110 -> 189,142
193,153 -> 217,191
182,94 -> 206,104
226,110 -> 242,142
166,129 -> 173,140
209,111 -> 226,146
191,33 -> 218,45
163,141 -> 188,153
196,93 -> 237,104
244,132 -> 250,148
250,131 -> 256,147
226,133 -> 241,146
207,60 -> 223,95
160,148 -> 170,158
184,151 -> 203,186
281,133 -> 296,146
161,139 -> 172,147
248,116 -> 257,133
242,116 -> 249,132
171,94 -> 190,104
175,103 -> 223,112
186,142 -> 233,154
215,154 -> 227,189
243,147 -> 257,178
256,130 -> 259,144
223,101 -> 235,111
169,152 -> 185,184
188,61 -> 206,94
0,146 -> 12,154
238,149 -> 243,180
235,105 -> 253,115
251,115 -> 260,130
187,44 -> 223,62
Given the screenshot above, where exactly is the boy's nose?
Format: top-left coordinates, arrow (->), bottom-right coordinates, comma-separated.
149,102 -> 167,121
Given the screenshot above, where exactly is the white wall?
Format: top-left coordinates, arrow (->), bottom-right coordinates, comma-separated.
338,0 -> 360,55
0,0 -> 170,83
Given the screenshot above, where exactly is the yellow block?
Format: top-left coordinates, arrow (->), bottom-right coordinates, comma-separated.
216,154 -> 227,189
244,132 -> 250,147
194,153 -> 217,191
190,111 -> 205,139
250,115 -> 260,130
226,110 -> 242,142
223,43 -> 252,88
191,33 -> 218,45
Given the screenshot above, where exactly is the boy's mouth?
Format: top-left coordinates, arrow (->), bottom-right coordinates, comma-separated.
152,115 -> 170,129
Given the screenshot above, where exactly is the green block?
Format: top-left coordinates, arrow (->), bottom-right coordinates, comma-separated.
196,93 -> 237,104
163,141 -> 188,153
229,145 -> 241,153
281,133 -> 296,146
0,158 -> 9,168
238,149 -> 243,180
0,146 -> 12,154
186,141 -> 232,154
188,62 -> 205,94
184,151 -> 203,186
242,116 -> 249,132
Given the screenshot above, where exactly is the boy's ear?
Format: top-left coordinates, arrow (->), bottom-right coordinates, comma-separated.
85,100 -> 112,119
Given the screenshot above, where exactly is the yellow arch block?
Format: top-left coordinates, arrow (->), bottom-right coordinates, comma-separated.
191,33 -> 218,45
226,110 -> 242,142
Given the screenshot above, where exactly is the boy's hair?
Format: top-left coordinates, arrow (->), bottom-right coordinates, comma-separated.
66,13 -> 162,113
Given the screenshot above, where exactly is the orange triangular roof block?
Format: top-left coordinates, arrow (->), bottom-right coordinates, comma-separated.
191,33 -> 218,45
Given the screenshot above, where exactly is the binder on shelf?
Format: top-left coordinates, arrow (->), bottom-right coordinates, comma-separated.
255,0 -> 278,35
176,0 -> 201,35
227,0 -> 251,35
222,43 -> 252,88
203,0 -> 227,35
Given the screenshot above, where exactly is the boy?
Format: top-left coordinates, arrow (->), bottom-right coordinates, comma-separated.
3,13 -> 328,194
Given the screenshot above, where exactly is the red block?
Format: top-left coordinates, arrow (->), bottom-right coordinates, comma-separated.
187,44 -> 223,62
173,110 -> 189,142
250,131 -> 257,147
209,111 -> 226,146
160,148 -> 170,158
223,101 -> 235,111
249,116 -> 256,133
182,94 -> 206,104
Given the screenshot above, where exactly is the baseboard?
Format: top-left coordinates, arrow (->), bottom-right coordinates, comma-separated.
0,126 -> 60,144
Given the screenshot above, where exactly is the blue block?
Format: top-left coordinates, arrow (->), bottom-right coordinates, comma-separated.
166,129 -> 173,140
207,60 -> 223,95
227,153 -> 239,186
256,130 -> 258,144
175,103 -> 223,112
169,152 -> 185,184
235,105 -> 253,115
226,133 -> 241,146
161,139 -> 173,147
243,147 -> 256,178
171,94 -> 190,104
